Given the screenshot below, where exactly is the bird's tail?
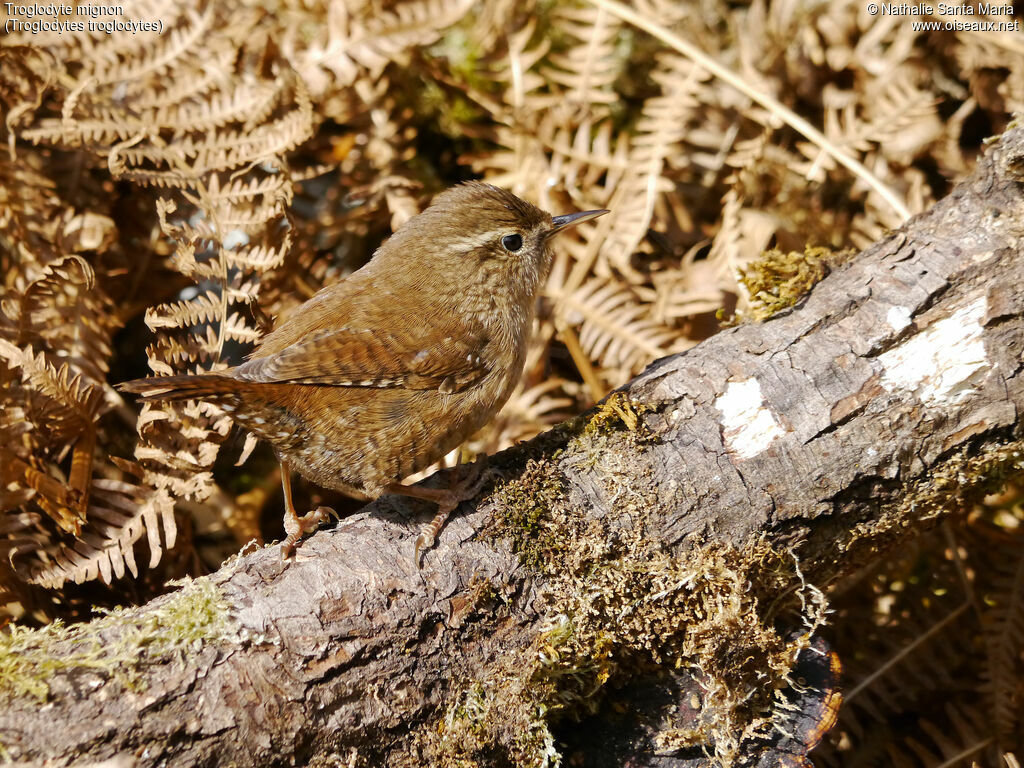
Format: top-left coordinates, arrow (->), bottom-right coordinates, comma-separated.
118,373 -> 242,403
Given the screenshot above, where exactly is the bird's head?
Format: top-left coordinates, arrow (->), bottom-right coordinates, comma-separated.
375,182 -> 608,297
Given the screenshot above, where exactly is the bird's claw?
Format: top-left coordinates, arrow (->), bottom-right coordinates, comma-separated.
413,465 -> 499,569
280,505 -> 338,562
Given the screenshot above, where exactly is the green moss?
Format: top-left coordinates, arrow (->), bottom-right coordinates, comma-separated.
124,575 -> 233,651
428,19 -> 489,95
531,616 -> 614,714
477,405 -> 816,763
733,245 -> 850,322
899,440 -> 1024,521
454,426 -> 827,766
418,526 -> 824,767
815,440 -> 1024,588
430,677 -> 559,768
842,440 -> 1024,566
0,576 -> 234,703
582,391 -> 653,437
488,459 -> 569,572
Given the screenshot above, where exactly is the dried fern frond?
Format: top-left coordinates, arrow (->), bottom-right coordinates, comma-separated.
797,74 -> 942,184
600,54 -> 708,279
539,3 -> 624,107
0,2 -> 315,587
287,0 -> 476,97
553,275 -> 683,383
971,518 -> 1024,750
815,488 -> 1024,767
0,162 -> 124,584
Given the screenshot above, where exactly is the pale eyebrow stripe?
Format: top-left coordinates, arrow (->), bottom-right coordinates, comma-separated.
447,229 -> 518,252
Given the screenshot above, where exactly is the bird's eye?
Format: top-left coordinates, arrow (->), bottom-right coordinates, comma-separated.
501,233 -> 523,252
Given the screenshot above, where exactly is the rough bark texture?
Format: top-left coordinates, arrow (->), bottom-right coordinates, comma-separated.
3,126 -> 1024,768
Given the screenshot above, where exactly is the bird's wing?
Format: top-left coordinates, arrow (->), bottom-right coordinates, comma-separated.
233,326 -> 490,393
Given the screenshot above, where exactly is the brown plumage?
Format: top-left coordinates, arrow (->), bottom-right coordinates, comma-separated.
120,182 -> 607,563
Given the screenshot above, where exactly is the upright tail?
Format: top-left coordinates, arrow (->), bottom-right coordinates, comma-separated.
118,372 -> 242,403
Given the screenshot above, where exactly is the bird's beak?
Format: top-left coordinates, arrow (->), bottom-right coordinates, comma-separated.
548,208 -> 609,236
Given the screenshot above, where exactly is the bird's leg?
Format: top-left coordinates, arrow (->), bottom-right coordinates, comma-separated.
280,461 -> 338,561
386,458 -> 492,569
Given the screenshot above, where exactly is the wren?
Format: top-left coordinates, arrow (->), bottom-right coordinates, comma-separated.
120,182 -> 608,564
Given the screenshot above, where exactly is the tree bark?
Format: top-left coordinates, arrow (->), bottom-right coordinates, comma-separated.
3,127 -> 1024,768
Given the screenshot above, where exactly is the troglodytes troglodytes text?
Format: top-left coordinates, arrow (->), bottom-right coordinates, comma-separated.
120,182 -> 608,564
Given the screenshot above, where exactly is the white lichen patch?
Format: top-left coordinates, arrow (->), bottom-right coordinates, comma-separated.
878,296 -> 989,406
886,305 -> 912,332
715,378 -> 784,459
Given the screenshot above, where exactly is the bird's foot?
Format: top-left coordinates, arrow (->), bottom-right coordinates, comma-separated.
386,460 -> 495,569
414,464 -> 494,569
281,505 -> 339,561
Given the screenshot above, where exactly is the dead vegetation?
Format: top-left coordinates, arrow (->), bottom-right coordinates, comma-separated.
0,0 -> 1022,765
